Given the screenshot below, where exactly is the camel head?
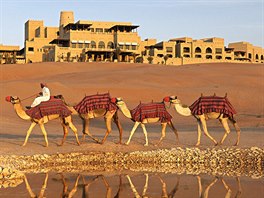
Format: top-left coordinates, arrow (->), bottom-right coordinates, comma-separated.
111,97 -> 125,107
163,96 -> 181,104
5,96 -> 20,104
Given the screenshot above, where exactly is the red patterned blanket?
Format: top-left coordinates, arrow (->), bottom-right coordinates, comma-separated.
26,98 -> 72,119
131,102 -> 172,123
74,93 -> 117,114
189,95 -> 237,118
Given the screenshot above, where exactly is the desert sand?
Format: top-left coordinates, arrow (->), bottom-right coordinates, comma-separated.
0,62 -> 263,155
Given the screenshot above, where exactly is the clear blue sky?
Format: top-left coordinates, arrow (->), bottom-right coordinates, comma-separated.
0,0 -> 263,48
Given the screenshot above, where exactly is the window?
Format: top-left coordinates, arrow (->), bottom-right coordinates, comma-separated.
107,42 -> 114,49
248,53 -> 252,59
195,47 -> 202,53
216,55 -> 222,59
183,54 -> 190,58
90,28 -> 94,32
225,57 -> 231,60
183,47 -> 190,53
98,41 -> 105,49
261,55 -> 264,60
215,48 -> 222,54
84,43 -> 89,48
28,47 -> 34,52
91,41 -> 96,48
125,45 -> 130,50
78,43 -> 83,48
166,47 -> 173,53
96,28 -> 103,33
195,54 -> 202,58
206,47 -> 212,53
256,54 -> 259,60
104,28 -> 109,32
206,55 -> 212,59
72,43 -> 76,48
132,45 -> 136,50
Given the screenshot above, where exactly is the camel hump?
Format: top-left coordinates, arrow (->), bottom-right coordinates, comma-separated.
131,102 -> 172,122
74,92 -> 117,114
25,98 -> 72,119
189,95 -> 237,117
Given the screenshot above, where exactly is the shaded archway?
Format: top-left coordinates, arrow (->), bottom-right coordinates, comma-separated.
206,47 -> 212,53
195,47 -> 202,53
98,41 -> 105,49
91,41 -> 96,48
107,41 -> 114,49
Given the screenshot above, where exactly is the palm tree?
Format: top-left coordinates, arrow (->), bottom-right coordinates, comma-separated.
164,54 -> 169,65
147,56 -> 153,64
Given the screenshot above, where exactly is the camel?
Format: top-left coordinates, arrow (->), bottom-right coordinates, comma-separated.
5,96 -> 80,147
111,97 -> 179,146
163,95 -> 241,146
60,93 -> 123,144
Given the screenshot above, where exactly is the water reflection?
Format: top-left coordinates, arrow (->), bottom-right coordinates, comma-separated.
1,172 -> 263,198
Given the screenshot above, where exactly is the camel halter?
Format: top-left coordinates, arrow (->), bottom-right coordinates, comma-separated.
21,93 -> 39,102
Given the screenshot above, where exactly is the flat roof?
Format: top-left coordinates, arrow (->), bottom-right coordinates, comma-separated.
108,24 -> 139,31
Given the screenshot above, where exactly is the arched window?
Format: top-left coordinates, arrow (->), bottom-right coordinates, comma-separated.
91,41 -> 96,48
206,47 -> 212,53
107,41 -> 114,49
195,47 -> 202,53
261,55 -> 264,60
98,41 -> 105,49
256,54 -> 259,60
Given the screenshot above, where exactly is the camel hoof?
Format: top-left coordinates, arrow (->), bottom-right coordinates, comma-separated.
195,143 -> 200,147
22,144 -> 26,147
125,142 -> 129,146
144,144 -> 148,147
214,143 -> 219,146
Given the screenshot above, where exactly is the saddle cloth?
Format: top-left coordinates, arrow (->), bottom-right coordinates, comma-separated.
189,95 -> 237,118
74,93 -> 117,114
26,98 -> 72,119
131,102 -> 172,123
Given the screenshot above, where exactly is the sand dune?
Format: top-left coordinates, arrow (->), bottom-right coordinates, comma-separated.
0,62 -> 263,155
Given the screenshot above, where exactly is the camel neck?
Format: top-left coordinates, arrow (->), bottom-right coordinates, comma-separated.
119,103 -> 132,119
14,103 -> 31,120
173,103 -> 192,117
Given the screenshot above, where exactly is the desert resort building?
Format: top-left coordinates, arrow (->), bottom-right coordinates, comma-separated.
0,11 -> 263,65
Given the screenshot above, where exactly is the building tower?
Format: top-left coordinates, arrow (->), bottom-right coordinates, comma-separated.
59,11 -> 74,38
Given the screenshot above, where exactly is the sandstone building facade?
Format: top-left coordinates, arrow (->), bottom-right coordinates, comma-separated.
1,11 -> 263,65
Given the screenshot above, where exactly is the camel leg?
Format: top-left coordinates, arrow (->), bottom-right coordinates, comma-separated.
157,175 -> 168,198
142,173 -> 149,197
101,117 -> 112,144
221,178 -> 232,198
68,175 -> 80,198
113,112 -> 123,144
24,174 -> 36,197
126,175 -> 141,198
22,122 -> 37,146
39,173 -> 49,197
196,176 -> 202,198
196,121 -> 202,146
69,122 -> 80,146
140,123 -> 149,146
60,121 -> 69,146
101,176 -> 112,197
230,119 -> 241,146
203,177 -> 218,198
167,120 -> 179,144
82,118 -> 99,143
126,122 -> 140,145
156,123 -> 167,146
219,118 -> 231,145
199,118 -> 218,146
39,124 -> 49,147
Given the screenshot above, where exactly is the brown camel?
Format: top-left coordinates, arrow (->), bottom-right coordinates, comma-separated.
60,93 -> 123,144
111,97 -> 179,146
163,95 -> 241,146
5,96 -> 80,147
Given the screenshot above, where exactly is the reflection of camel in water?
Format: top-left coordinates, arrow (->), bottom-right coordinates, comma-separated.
61,93 -> 123,144
196,175 -> 242,198
24,173 -> 48,198
60,173 -> 80,198
164,95 -> 241,146
5,96 -> 80,147
126,173 -> 180,198
81,175 -> 124,198
112,98 -> 179,146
